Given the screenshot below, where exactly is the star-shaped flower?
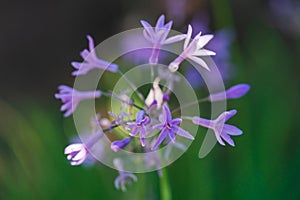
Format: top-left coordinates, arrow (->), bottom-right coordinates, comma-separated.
192,110 -> 243,146
71,35 -> 119,76
141,14 -> 186,64
126,110 -> 150,147
169,25 -> 215,72
152,104 -> 194,150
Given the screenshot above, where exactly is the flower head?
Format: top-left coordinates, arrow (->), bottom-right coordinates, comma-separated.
64,143 -> 88,166
152,104 -> 194,150
113,159 -> 137,191
209,84 -> 250,102
111,137 -> 132,152
55,85 -> 101,117
169,25 -> 215,72
126,110 -> 150,147
141,14 -> 186,64
192,110 -> 242,146
141,14 -> 186,46
71,35 -> 119,76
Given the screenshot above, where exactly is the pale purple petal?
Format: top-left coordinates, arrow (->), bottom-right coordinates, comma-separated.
163,34 -> 186,45
136,110 -> 145,123
152,128 -> 168,150
168,129 -> 176,143
155,15 -> 165,31
170,118 -> 182,125
163,104 -> 172,122
221,133 -> 235,146
173,126 -> 194,140
192,116 -> 212,128
226,84 -> 250,99
153,123 -> 164,130
222,124 -> 242,136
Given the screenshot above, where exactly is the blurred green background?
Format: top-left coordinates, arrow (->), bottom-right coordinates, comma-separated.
1,0 -> 300,199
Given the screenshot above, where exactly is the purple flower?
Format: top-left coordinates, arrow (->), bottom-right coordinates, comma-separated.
71,35 -> 119,76
152,104 -> 194,150
192,110 -> 242,146
64,143 -> 88,166
114,172 -> 137,191
55,85 -> 101,117
111,137 -> 131,152
209,84 -> 250,102
141,14 -> 186,64
113,159 -> 137,191
126,110 -> 150,147
169,25 -> 215,72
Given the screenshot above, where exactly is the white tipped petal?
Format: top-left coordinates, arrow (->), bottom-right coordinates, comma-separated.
192,49 -> 216,56
184,25 -> 193,49
163,34 -> 186,45
197,34 -> 214,49
189,56 -> 210,71
64,144 -> 84,154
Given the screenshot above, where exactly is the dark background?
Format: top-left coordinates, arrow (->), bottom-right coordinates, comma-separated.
1,0 -> 300,199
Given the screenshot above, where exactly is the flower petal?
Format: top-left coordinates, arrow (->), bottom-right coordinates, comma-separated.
163,34 -> 186,45
188,56 -> 210,71
197,34 -> 214,49
221,133 -> 235,146
184,25 -> 193,49
152,128 -> 168,150
174,126 -> 194,140
222,124 -> 243,136
155,15 -> 165,31
192,49 -> 216,56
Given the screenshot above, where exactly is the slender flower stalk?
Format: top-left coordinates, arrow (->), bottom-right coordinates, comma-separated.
192,110 -> 242,146
55,85 -> 101,117
168,25 -> 215,72
71,35 -> 119,76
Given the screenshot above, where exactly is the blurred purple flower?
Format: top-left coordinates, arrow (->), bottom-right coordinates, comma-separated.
192,110 -> 242,146
111,137 -> 132,152
71,35 -> 119,76
113,158 -> 137,191
152,104 -> 194,150
141,14 -> 186,64
55,85 -> 101,117
269,0 -> 300,37
209,83 -> 250,102
126,110 -> 150,147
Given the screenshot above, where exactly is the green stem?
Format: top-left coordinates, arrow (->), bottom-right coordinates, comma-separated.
160,168 -> 172,200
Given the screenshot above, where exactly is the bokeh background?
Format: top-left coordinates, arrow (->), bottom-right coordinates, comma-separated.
1,0 -> 300,199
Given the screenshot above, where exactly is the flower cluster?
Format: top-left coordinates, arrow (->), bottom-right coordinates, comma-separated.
55,14 -> 250,191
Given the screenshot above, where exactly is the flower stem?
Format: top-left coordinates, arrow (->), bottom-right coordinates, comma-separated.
118,68 -> 145,101
171,97 -> 209,113
101,91 -> 144,111
160,168 -> 172,200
